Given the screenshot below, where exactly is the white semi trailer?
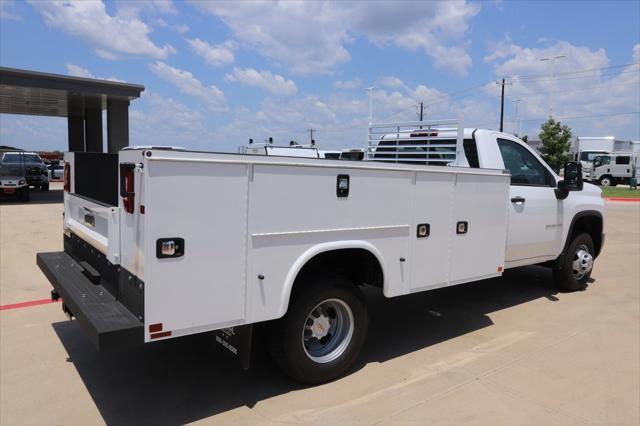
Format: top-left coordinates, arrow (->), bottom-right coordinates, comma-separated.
37,120 -> 605,384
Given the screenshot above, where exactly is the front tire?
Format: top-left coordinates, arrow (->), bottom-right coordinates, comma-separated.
41,183 -> 49,191
269,276 -> 368,384
553,233 -> 594,291
599,176 -> 612,187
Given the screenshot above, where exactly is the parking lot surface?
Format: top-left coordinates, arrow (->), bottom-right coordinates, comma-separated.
1,187 -> 639,425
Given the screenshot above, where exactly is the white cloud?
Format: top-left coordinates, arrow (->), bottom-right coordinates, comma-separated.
348,1 -> 480,76
130,92 -> 205,145
116,0 -> 177,19
225,67 -> 298,96
172,23 -> 190,34
65,63 -> 125,83
484,40 -> 639,138
65,64 -> 94,79
149,61 -> 226,111
29,0 -> 176,60
633,43 -> 640,63
378,76 -> 409,92
0,0 -> 22,21
485,40 -> 609,78
334,79 -> 362,90
188,38 -> 235,67
191,0 -> 478,76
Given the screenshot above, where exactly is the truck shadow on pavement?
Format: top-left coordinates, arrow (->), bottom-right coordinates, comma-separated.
0,188 -> 63,205
52,265 -> 566,426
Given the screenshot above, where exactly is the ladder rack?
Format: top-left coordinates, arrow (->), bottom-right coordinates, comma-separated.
366,119 -> 466,166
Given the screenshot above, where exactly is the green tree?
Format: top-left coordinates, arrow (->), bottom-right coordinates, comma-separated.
538,117 -> 573,173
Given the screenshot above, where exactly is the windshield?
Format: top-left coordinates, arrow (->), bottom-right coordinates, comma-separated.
1,153 -> 42,164
580,151 -> 606,162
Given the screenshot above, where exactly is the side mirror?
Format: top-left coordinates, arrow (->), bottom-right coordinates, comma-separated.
555,162 -> 583,200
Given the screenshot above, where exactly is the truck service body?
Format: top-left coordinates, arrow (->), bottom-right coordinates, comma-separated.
37,120 -> 605,383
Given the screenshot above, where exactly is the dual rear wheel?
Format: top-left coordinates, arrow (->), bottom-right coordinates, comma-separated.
269,276 -> 368,384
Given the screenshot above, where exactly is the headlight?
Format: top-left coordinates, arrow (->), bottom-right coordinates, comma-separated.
18,179 -> 26,185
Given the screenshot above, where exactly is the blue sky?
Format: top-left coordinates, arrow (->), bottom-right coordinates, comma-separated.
1,0 -> 638,152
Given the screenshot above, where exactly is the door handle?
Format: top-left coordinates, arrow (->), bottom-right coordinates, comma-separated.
511,196 -> 526,204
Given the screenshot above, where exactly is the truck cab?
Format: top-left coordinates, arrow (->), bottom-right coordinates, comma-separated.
370,126 -> 604,268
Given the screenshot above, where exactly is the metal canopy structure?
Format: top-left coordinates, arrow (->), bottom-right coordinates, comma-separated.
0,67 -> 144,153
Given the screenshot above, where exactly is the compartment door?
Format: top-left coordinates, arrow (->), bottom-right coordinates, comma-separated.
449,173 -> 509,284
410,173 -> 455,292
144,161 -> 248,340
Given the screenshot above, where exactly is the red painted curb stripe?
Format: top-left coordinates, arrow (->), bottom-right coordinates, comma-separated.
0,298 -> 60,311
604,197 -> 640,202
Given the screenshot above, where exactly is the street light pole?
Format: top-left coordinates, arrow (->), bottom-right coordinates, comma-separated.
539,55 -> 566,117
365,87 -> 376,124
512,99 -> 522,135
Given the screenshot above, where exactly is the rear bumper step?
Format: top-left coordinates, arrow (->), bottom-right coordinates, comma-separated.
37,251 -> 143,351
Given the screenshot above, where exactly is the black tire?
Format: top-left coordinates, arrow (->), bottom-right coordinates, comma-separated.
41,183 -> 49,191
553,233 -> 594,291
599,176 -> 612,187
269,276 -> 368,384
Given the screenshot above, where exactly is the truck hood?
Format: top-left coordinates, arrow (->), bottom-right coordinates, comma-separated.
582,182 -> 603,197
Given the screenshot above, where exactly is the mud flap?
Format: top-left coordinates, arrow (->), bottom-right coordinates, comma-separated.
213,324 -> 253,370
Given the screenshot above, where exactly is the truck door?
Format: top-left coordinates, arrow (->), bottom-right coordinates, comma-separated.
497,138 -> 561,263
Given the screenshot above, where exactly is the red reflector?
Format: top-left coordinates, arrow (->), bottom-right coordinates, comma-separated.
497,266 -> 504,272
150,331 -> 171,339
149,323 -> 162,333
123,169 -> 134,214
140,205 -> 145,214
63,163 -> 70,192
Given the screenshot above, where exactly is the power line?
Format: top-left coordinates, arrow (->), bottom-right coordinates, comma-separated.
518,111 -> 639,123
512,62 -> 639,81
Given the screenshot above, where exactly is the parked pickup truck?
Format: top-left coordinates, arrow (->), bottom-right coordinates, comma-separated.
37,120 -> 604,384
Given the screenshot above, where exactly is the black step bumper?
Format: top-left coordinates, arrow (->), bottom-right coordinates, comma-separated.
37,251 -> 143,351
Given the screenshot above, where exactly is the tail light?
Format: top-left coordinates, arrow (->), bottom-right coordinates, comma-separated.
63,163 -> 70,192
120,163 -> 136,214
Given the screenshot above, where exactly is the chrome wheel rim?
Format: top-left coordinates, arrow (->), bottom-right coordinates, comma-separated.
572,244 -> 593,280
302,298 -> 354,363
601,178 -> 611,186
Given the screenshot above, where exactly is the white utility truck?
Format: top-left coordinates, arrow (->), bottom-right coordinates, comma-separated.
576,136 -> 615,179
37,120 -> 605,384
589,152 -> 639,186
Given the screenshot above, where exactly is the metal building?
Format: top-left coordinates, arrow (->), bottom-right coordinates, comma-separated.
0,66 -> 144,153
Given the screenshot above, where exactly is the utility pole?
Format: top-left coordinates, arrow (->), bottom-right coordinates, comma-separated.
496,78 -> 511,132
308,128 -> 315,146
419,102 -> 424,121
539,55 -> 567,117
